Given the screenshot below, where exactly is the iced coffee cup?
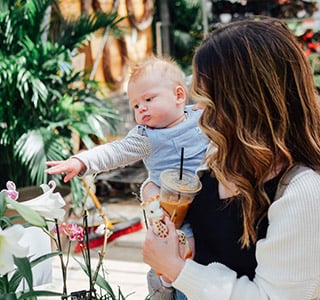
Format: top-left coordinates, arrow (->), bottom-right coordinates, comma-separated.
159,169 -> 202,228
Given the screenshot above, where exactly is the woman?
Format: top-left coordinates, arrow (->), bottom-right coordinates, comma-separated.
143,17 -> 320,299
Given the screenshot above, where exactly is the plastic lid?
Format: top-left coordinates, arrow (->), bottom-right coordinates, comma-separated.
160,169 -> 202,194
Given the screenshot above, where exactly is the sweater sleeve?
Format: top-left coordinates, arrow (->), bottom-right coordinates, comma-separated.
73,127 -> 151,176
173,168 -> 320,300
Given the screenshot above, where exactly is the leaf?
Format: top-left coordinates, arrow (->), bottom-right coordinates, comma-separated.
31,78 -> 48,106
12,257 -> 33,291
17,290 -> 62,299
9,252 -> 62,292
30,251 -> 62,267
5,198 -> 46,227
73,256 -> 118,298
94,272 -> 117,298
0,292 -> 18,300
14,129 -> 67,185
0,192 -> 7,217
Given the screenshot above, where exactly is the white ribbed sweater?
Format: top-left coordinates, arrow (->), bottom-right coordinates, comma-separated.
173,166 -> 320,299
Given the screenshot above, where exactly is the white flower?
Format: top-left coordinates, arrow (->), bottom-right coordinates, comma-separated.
19,180 -> 66,221
95,223 -> 111,236
0,224 -> 29,276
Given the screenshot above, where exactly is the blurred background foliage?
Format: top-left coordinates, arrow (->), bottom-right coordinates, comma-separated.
0,0 -> 123,205
153,0 -> 320,87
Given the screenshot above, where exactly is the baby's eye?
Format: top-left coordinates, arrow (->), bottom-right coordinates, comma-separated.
146,98 -> 152,102
133,104 -> 139,109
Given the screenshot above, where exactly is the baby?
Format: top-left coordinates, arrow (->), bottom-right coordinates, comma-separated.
46,55 -> 208,202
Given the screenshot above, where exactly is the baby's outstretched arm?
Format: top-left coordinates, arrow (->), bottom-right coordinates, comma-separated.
45,158 -> 85,183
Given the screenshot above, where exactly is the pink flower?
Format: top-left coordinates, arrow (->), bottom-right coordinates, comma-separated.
54,223 -> 84,242
1,181 -> 19,201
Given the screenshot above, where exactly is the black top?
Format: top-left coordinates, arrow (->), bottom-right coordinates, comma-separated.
186,171 -> 282,280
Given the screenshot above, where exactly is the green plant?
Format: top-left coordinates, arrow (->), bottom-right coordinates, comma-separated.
153,0 -> 204,74
0,180 -> 137,299
0,0 -> 122,206
0,180 -> 65,299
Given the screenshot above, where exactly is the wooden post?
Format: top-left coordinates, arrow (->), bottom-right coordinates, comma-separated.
159,0 -> 171,55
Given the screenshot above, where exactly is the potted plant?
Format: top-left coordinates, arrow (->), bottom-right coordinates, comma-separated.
1,180 -> 137,299
0,0 -> 122,205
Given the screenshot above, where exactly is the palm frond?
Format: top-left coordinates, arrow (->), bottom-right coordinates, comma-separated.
51,9 -> 124,50
14,128 -> 70,185
0,0 -> 121,202
23,0 -> 52,36
0,0 -> 52,53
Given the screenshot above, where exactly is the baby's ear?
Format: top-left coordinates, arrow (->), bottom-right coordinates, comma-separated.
175,85 -> 186,104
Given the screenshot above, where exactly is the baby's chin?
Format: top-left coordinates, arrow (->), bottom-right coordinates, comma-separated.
137,119 -> 168,129
139,120 -> 155,128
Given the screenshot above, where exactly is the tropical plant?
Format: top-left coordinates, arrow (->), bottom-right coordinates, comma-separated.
0,0 -> 122,206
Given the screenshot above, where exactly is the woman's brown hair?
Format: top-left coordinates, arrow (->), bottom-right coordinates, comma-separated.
192,17 -> 320,248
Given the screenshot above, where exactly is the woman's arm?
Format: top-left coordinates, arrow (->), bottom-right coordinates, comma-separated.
143,169 -> 320,299
143,216 -> 186,280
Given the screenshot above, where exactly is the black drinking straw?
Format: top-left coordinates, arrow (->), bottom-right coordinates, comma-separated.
179,147 -> 184,180
171,147 -> 184,222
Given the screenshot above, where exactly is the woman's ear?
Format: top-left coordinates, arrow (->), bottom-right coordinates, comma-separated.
175,85 -> 186,104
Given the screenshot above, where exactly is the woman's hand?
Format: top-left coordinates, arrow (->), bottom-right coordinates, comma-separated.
142,216 -> 186,282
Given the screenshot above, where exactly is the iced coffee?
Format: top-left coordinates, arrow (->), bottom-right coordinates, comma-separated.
160,169 -> 202,228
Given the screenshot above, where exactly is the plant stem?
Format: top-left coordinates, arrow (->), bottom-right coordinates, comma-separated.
55,219 -> 68,299
83,210 -> 94,299
82,178 -> 113,283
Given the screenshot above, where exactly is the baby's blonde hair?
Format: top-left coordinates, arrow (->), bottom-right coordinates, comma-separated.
128,55 -> 188,94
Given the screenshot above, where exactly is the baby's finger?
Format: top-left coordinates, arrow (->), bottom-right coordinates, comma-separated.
45,161 -> 63,167
63,172 -> 76,183
45,165 -> 66,174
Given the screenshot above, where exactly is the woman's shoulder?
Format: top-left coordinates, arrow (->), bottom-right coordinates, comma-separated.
270,165 -> 320,217
278,165 -> 320,195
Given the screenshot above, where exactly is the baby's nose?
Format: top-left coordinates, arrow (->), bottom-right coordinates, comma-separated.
139,104 -> 147,112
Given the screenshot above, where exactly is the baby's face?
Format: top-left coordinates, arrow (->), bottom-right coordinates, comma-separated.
128,73 -> 185,128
